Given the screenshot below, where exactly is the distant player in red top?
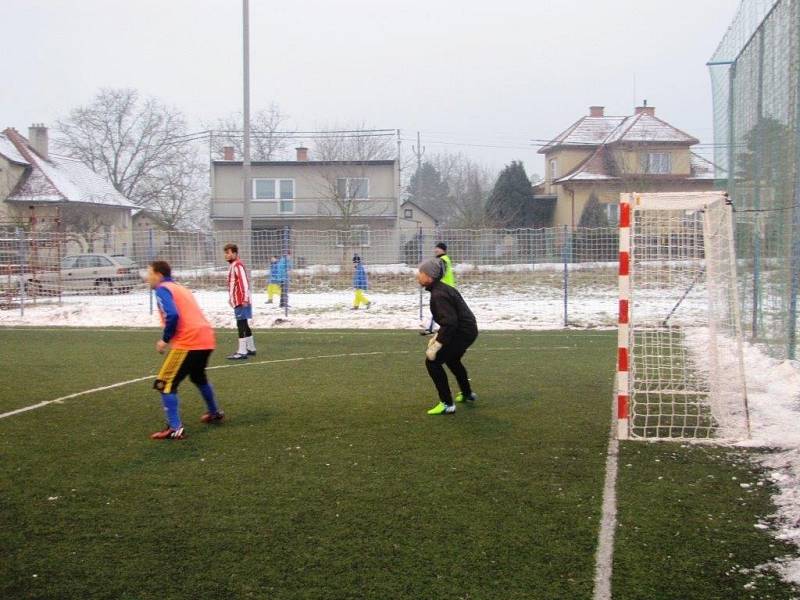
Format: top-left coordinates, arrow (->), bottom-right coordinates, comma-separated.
224,243 -> 256,360
147,260 -> 223,440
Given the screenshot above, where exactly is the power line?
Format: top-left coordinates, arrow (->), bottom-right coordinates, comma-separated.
735,204 -> 800,214
163,128 -> 751,155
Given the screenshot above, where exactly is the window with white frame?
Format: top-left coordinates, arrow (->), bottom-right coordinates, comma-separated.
404,208 -> 414,219
639,152 -> 672,174
606,202 -> 619,225
550,159 -> 558,180
253,178 -> 295,213
336,225 -> 371,247
279,179 -> 294,213
336,177 -> 369,199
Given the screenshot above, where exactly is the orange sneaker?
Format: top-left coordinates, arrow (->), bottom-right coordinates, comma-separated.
201,411 -> 225,424
150,426 -> 185,440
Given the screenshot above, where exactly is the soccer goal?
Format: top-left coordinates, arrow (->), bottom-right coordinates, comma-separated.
616,192 -> 750,441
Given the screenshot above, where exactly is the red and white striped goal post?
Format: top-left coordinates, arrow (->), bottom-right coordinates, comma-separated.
616,193 -> 633,440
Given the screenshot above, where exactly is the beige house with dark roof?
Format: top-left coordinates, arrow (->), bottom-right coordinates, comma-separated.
535,105 -> 717,227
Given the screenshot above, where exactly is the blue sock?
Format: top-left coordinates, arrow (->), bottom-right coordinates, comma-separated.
198,383 -> 219,414
161,393 -> 182,429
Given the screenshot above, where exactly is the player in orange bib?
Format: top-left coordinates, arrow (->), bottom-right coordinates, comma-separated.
146,260 -> 223,440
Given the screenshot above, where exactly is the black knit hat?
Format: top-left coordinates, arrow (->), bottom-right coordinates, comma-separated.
435,242 -> 447,252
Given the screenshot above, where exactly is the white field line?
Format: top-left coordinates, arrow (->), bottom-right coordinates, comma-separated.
0,346 -> 573,421
0,376 -> 154,419
593,390 -> 621,600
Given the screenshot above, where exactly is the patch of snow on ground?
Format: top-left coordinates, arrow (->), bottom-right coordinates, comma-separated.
738,343 -> 800,586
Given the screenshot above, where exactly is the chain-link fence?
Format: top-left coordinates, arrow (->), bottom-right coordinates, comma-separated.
709,0 -> 800,359
0,225 -> 622,330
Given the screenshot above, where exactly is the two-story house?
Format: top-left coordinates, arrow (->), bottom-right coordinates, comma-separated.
536,105 -> 717,227
0,125 -> 135,253
211,146 -> 434,264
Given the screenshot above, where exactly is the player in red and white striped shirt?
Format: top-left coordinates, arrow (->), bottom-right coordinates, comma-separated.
224,243 -> 256,360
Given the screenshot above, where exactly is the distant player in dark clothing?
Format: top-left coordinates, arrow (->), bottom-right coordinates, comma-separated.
417,258 -> 478,415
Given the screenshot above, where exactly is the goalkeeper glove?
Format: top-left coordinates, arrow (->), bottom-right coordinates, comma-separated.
426,336 -> 443,361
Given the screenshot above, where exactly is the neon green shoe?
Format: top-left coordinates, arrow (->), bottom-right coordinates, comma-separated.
427,402 -> 455,415
455,392 -> 478,403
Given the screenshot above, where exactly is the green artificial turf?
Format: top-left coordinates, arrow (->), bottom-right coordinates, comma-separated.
0,328 -> 796,600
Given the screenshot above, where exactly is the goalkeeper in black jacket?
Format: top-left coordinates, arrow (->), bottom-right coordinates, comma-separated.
417,258 -> 479,415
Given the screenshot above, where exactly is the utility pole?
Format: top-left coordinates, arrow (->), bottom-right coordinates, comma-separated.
411,131 -> 425,207
396,129 -> 402,233
241,0 -> 252,261
411,132 -> 426,322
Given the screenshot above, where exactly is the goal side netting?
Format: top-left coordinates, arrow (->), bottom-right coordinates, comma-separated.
616,192 -> 750,441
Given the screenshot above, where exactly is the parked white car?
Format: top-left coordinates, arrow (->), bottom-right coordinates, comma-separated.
26,254 -> 142,295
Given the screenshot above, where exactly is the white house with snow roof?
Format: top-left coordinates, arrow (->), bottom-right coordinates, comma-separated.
535,105 -> 719,228
0,125 -> 136,252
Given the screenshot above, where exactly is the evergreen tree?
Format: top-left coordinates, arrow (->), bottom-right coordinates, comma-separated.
578,193 -> 610,228
406,162 -> 449,219
486,161 -> 534,228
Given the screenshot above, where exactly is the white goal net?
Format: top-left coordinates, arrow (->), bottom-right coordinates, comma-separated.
616,192 -> 750,440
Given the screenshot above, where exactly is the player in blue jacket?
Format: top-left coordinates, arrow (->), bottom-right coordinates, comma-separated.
266,256 -> 281,304
352,255 -> 371,310
275,251 -> 292,308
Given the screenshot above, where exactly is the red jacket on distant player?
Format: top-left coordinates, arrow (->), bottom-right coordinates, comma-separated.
227,258 -> 251,307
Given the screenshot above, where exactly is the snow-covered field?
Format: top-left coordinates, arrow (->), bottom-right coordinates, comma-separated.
0,286 -> 622,330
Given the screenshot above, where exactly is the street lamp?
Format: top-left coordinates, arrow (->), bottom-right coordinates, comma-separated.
241,0 -> 252,262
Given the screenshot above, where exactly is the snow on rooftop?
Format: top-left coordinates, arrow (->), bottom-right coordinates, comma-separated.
605,113 -> 698,144
45,154 -> 135,208
6,146 -> 135,209
541,112 -> 698,154
0,134 -> 30,165
540,117 -> 626,152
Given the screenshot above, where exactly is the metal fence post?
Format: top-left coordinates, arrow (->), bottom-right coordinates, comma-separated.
283,225 -> 290,319
55,208 -> 63,307
562,225 -> 570,328
418,225 -> 424,321
788,7 -> 800,360
148,228 -> 155,316
17,228 -> 26,318
790,198 -> 800,360
751,30 -> 766,341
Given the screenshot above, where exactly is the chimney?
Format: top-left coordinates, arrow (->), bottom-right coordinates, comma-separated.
222,146 -> 235,161
28,123 -> 49,160
589,106 -> 605,117
634,100 -> 655,117
295,146 -> 309,161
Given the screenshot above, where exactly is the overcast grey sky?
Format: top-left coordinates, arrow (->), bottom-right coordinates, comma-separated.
1,0 -> 740,176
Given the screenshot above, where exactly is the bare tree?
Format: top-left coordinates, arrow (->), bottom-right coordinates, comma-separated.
56,88 -> 207,229
312,123 -> 396,161
135,148 -> 208,230
209,103 -> 292,160
59,206 -> 117,252
312,165 -> 378,228
430,152 -> 496,228
304,125 -> 397,261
